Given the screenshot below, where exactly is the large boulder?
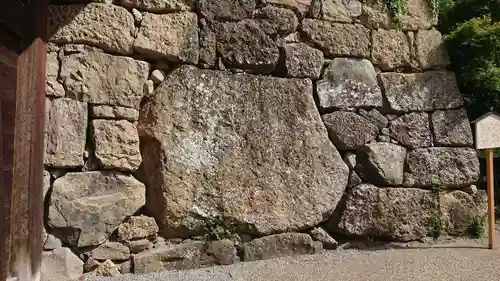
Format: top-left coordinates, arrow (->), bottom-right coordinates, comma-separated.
48,172 -> 146,247
138,65 -> 349,237
322,111 -> 378,150
355,143 -> 406,186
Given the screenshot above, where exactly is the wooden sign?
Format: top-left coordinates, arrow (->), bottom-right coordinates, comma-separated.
472,112 -> 500,250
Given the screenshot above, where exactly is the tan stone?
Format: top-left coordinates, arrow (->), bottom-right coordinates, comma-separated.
415,29 -> 450,69
117,215 -> 159,241
440,190 -> 486,235
94,260 -> 122,277
133,242 -> 205,273
311,0 -> 362,23
372,29 -> 411,71
91,242 -> 130,261
41,247 -> 84,281
46,52 -> 64,97
360,0 -> 436,30
242,233 -> 321,261
121,0 -> 194,12
388,112 -> 432,148
91,105 -> 140,121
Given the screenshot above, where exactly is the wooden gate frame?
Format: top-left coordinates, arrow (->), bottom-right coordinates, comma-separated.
0,0 -> 48,280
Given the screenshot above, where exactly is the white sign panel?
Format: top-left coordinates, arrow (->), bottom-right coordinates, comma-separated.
473,113 -> 500,149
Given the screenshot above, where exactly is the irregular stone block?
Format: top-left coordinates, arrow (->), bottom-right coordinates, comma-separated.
133,12 -> 199,64
139,65 -> 349,237
284,43 -> 323,79
60,50 -> 150,109
41,247 -> 84,281
363,108 -> 388,129
129,239 -> 153,254
389,112 -> 432,148
440,190 -> 486,235
91,242 -> 130,261
216,20 -> 279,73
93,120 -> 142,171
360,0 -> 436,30
415,29 -> 450,69
266,0 -> 312,16
121,0 -> 193,12
379,71 -> 464,112
372,29 -> 411,71
404,148 -> 480,187
322,111 -> 378,150
93,260 -> 122,277
48,4 -> 135,54
348,171 -> 363,188
117,215 -> 159,241
133,242 -> 205,273
201,239 -> 239,265
309,227 -> 338,249
48,172 -> 146,247
242,233 -> 321,262
44,234 -> 62,251
254,6 -> 298,36
355,142 -> 406,186
310,0 -> 362,23
337,184 -> 438,241
199,19 -> 217,67
44,98 -> 87,168
199,0 -> 256,21
431,109 -> 473,146
46,52 -> 65,97
91,105 -> 140,122
317,58 -> 383,110
302,19 -> 370,57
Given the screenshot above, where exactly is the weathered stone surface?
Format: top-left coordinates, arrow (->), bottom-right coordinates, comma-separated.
360,0 -> 436,30
133,242 -> 205,273
199,0 -> 255,21
94,260 -> 121,277
431,109 -> 473,146
119,261 -> 133,274
404,148 -> 480,187
91,242 -> 130,261
389,112 -> 431,148
46,52 -> 65,97
363,108 -> 388,129
415,29 -> 450,69
242,233 -> 320,262
132,8 -> 143,23
150,70 -> 166,85
355,143 -> 406,186
93,120 -> 142,171
130,239 -> 153,254
60,50 -> 150,109
84,257 -> 101,272
440,190 -> 486,235
337,184 -> 438,241
302,19 -> 370,57
139,65 -> 349,237
343,152 -> 356,169
266,0 -> 312,16
48,4 -> 135,54
133,12 -> 199,64
348,171 -> 363,188
284,43 -> 323,79
309,227 -> 338,249
117,215 -> 159,241
44,171 -> 51,200
322,111 -> 378,150
379,71 -> 464,112
44,234 -> 62,251
310,0 -> 362,23
41,247 -> 84,281
44,98 -> 87,168
91,105 -> 140,121
199,19 -> 217,67
201,239 -> 239,265
372,29 -> 411,71
121,0 -> 193,12
48,172 -> 146,247
254,6 -> 298,36
216,20 -> 279,73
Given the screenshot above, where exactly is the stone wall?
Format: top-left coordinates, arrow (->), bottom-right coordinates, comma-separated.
42,0 -> 485,278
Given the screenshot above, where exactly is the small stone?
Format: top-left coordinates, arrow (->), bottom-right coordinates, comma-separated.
389,112 -> 432,148
365,109 -> 388,129
377,135 -> 391,142
91,105 -> 140,122
309,227 -> 338,249
242,233 -> 321,262
199,19 -> 217,67
284,43 -> 323,79
284,32 -> 300,42
129,239 -> 153,254
144,80 -> 155,96
254,6 -> 298,36
119,261 -> 132,274
199,0 -> 256,21
117,215 -> 159,241
322,111 -> 379,150
431,108 -> 473,146
381,127 -> 389,135
348,171 -> 363,188
201,239 -> 239,265
91,242 -> 130,261
343,152 -> 356,169
132,8 -> 143,23
44,234 -> 62,251
355,142 -> 406,186
372,29 -> 411,71
43,171 -> 51,201
416,29 -> 450,69
386,114 -> 399,121
463,185 -> 478,195
150,69 -> 166,85
94,260 -> 121,277
84,257 -> 101,272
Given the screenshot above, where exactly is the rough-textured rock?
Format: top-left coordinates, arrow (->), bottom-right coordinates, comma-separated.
46,52 -> 65,97
360,0 -> 436,30
44,234 -> 62,251
91,105 -> 140,122
121,0 -> 193,12
388,112 -> 432,148
317,58 -> 383,110
431,109 -> 473,146
322,111 -> 379,150
266,0 -> 312,16
48,172 -> 146,247
343,152 -> 356,169
355,143 -> 406,186
201,239 -> 239,265
404,148 -> 480,187
254,6 -> 298,36
119,261 -> 133,274
199,19 -> 217,67
117,215 -> 159,241
91,242 -> 130,261
372,29 -> 411,71
363,109 -> 388,129
84,257 -> 101,272
133,12 -> 199,64
337,184 -> 438,241
216,20 -> 279,73
415,29 -> 450,69
379,71 -> 464,112
48,4 -> 135,54
92,120 -> 142,171
139,65 -> 349,237
440,191 -> 486,235
199,0 -> 255,21
129,239 -> 153,253
302,20 -> 370,57
310,0 -> 362,23
94,260 -> 122,277
348,171 -> 363,188
242,233 -> 321,262
284,43 -> 323,79
41,247 -> 84,281
44,98 -> 88,168
133,242 -> 205,273
60,50 -> 150,109
309,227 -> 338,249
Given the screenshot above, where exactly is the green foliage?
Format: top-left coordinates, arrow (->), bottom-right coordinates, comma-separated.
430,214 -> 443,238
386,0 -> 407,22
469,215 -> 486,237
204,220 -> 237,241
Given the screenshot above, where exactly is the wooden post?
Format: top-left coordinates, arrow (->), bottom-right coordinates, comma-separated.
486,148 -> 496,249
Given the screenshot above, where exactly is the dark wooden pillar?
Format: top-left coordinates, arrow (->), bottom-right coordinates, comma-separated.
0,1 -> 48,280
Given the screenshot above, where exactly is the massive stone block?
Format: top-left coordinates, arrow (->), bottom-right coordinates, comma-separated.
388,112 -> 432,148
355,143 -> 406,186
415,29 -> 450,69
138,65 -> 349,237
431,108 -> 473,146
371,29 -> 411,71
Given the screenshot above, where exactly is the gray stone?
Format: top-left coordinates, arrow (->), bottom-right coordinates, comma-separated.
138,65 -> 349,237
43,171 -> 51,200
415,29 -> 450,69
348,171 -> 363,188
365,109 -> 388,129
284,43 -> 323,79
404,148 -> 480,187
242,233 -> 321,262
119,261 -> 132,274
117,215 -> 159,241
133,12 -> 199,64
343,152 -> 356,169
91,105 -> 140,121
388,112 -> 432,148
48,4 -> 135,54
377,135 -> 391,142
431,109 -> 473,146
121,0 -> 193,12
372,29 -> 411,71
150,70 -> 166,85
440,190 -> 486,235
379,71 -> 464,112
93,260 -> 121,277
199,19 -> 217,67
322,111 -> 379,150
317,58 -> 383,110
48,172 -> 146,247
60,50 -> 150,109
310,0 -> 362,23
337,185 -> 438,241
355,142 -> 406,186
201,239 -> 239,265
254,6 -> 298,36
216,20 -> 279,73
360,0 -> 436,30
266,0 -> 312,16
129,239 -> 153,254
44,234 -> 62,251
44,98 -> 88,168
46,52 -> 65,97
309,227 -> 338,249
41,247 -> 84,281
91,242 -> 130,261
92,120 -> 141,171
84,257 -> 101,272
199,0 -> 256,21
301,19 -> 370,57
